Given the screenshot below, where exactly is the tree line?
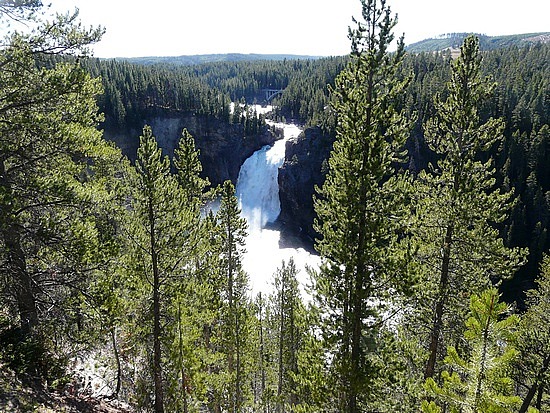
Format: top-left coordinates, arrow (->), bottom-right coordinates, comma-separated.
80,54 -> 346,129
1,0 -> 549,412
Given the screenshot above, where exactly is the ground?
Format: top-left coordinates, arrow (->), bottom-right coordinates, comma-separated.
0,362 -> 132,413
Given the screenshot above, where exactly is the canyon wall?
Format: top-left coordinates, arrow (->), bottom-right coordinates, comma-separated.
278,126 -> 333,247
102,112 -> 278,187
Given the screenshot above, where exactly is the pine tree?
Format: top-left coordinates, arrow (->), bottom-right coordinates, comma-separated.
174,128 -> 210,202
215,180 -> 251,412
124,126 -> 202,412
515,255 -> 550,412
253,261 -> 329,413
128,127 -> 169,412
270,259 -> 304,412
253,292 -> 269,412
312,0 -> 412,410
289,305 -> 330,413
164,128 -> 210,412
196,210 -> 229,412
0,5 -> 117,347
407,35 -> 526,380
422,289 -> 521,413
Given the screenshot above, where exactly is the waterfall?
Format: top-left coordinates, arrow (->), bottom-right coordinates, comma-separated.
235,121 -> 318,296
236,140 -> 285,231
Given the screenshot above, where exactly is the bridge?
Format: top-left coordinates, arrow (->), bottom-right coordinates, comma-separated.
264,88 -> 284,102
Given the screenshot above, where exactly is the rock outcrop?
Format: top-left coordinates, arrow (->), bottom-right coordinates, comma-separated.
277,126 -> 334,248
102,112 -> 278,187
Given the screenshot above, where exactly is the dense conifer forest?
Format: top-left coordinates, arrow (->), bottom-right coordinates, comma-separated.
1,0 -> 549,412
87,32 -> 550,304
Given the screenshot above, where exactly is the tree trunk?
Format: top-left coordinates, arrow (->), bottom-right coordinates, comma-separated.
111,327 -> 122,398
150,201 -> 164,413
178,303 -> 188,413
519,355 -> 550,413
277,275 -> 285,413
0,160 -> 38,335
258,295 -> 267,413
235,309 -> 242,413
520,382 -> 539,413
227,236 -> 236,413
3,224 -> 38,335
152,254 -> 164,413
474,294 -> 494,408
535,382 -> 543,411
348,280 -> 362,413
425,223 -> 453,379
289,295 -> 298,408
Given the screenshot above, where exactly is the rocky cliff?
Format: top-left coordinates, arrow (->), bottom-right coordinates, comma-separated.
277,126 -> 334,249
102,112 -> 278,187
104,113 -> 332,247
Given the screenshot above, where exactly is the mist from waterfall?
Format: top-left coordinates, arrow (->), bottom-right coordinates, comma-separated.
236,120 -> 319,296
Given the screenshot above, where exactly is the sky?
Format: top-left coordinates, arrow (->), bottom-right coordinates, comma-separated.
45,0 -> 550,58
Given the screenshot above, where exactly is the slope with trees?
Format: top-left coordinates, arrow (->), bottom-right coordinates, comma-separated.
0,1 -> 124,380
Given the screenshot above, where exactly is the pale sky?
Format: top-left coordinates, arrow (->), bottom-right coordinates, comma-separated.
45,0 -> 549,58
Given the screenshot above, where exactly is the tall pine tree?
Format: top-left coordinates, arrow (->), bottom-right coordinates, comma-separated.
405,36 -> 526,381
312,0 -> 412,410
124,126 -> 203,412
215,180 -> 252,413
0,6 -> 118,347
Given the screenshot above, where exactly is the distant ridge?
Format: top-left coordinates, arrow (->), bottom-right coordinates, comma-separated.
107,33 -> 550,65
115,53 -> 323,66
406,32 -> 550,53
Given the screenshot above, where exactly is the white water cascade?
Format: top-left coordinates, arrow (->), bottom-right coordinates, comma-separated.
236,120 -> 319,296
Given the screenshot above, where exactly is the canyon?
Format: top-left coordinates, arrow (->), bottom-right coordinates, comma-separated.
103,110 -> 326,252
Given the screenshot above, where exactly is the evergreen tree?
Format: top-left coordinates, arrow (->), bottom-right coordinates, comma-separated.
422,289 -> 521,413
252,291 -> 270,412
0,4 -> 118,352
215,180 -> 251,412
195,210 -> 230,412
289,305 -> 330,413
515,255 -> 550,412
174,128 -> 210,202
124,126 -> 202,412
407,36 -> 526,381
312,0 -> 412,410
253,262 -> 329,413
164,129 -> 210,412
268,259 -> 304,412
274,259 -> 300,412
127,127 -> 169,412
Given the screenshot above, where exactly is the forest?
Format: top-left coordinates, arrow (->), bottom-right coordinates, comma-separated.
87,31 -> 549,305
1,0 -> 549,412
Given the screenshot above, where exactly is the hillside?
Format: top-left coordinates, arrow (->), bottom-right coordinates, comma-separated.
0,362 -> 132,413
406,32 -> 550,53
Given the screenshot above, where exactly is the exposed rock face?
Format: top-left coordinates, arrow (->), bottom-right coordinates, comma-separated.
277,126 -> 428,250
102,112 -> 277,187
277,126 -> 334,248
104,113 -> 333,246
